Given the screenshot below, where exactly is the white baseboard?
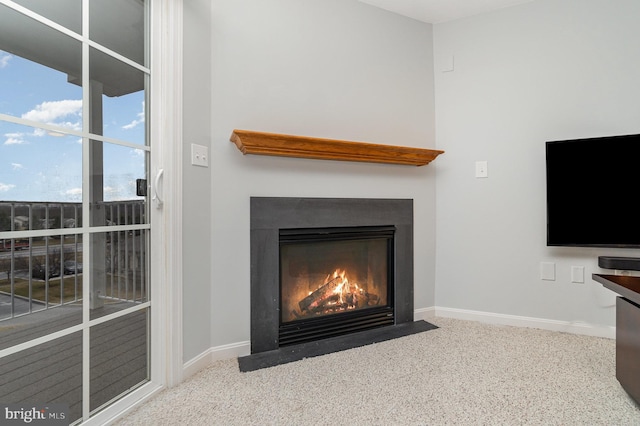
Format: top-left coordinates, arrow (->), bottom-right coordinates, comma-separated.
431,306 -> 616,339
414,306 -> 436,321
182,341 -> 250,379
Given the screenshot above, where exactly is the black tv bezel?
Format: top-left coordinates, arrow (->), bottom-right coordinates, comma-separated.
545,133 -> 640,249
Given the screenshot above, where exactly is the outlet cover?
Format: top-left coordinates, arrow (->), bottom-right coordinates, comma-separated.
540,262 -> 556,281
571,266 -> 585,283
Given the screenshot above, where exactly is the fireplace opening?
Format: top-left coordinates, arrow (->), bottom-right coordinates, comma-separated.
278,226 -> 395,347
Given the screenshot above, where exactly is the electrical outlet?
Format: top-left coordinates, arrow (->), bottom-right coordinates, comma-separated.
475,161 -> 488,178
191,144 -> 209,167
571,266 -> 585,283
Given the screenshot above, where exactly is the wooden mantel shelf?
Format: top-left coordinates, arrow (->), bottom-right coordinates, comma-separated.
230,129 -> 443,166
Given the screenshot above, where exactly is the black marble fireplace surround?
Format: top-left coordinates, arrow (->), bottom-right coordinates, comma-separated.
239,197 -> 437,371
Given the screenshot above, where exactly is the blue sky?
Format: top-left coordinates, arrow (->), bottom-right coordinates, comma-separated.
0,49 -> 146,203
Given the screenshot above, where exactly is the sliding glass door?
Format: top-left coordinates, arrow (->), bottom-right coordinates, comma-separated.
0,1 -> 152,422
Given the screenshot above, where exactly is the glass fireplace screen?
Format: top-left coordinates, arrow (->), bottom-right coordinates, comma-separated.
279,226 -> 394,324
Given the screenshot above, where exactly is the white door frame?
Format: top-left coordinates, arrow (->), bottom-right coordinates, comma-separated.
152,0 -> 185,390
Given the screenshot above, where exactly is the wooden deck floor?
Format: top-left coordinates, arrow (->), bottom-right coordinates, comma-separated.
0,304 -> 148,424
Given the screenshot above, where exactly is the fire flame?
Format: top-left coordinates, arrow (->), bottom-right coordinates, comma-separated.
290,267 -> 382,321
326,269 -> 361,308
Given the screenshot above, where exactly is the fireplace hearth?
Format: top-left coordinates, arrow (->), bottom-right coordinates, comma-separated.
239,197 -> 437,371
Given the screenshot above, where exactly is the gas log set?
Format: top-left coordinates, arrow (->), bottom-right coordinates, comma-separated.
288,269 -> 381,321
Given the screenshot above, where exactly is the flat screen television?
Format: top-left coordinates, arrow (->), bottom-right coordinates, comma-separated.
546,133 -> 640,248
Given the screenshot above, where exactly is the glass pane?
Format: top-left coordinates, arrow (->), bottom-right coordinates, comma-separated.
280,238 -> 389,323
90,230 -> 148,321
90,308 -> 148,412
0,332 -> 83,424
0,234 -> 83,336
105,89 -> 146,146
89,0 -> 146,67
89,141 -> 147,227
0,5 -> 82,126
11,0 -> 82,34
103,143 -> 147,203
0,122 -> 83,204
0,235 -> 82,322
89,141 -> 148,226
89,47 -> 146,144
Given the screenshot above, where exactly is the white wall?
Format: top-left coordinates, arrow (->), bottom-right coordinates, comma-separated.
208,0 -> 436,350
183,0 -> 212,362
434,0 -> 640,328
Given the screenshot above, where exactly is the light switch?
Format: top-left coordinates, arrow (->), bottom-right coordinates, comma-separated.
442,55 -> 455,73
191,144 -> 209,167
475,161 -> 488,178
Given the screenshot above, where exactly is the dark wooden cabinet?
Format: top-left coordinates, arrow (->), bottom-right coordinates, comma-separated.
616,296 -> 640,403
593,274 -> 640,405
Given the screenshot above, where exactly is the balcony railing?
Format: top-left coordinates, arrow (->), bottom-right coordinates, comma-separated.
0,200 -> 147,322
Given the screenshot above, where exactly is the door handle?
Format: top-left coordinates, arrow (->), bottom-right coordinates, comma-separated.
153,168 -> 164,208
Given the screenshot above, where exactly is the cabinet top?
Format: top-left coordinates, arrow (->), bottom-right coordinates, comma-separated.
593,274 -> 640,305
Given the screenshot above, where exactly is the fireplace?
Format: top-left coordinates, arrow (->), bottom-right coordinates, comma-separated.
249,197 -> 416,355
279,226 -> 395,346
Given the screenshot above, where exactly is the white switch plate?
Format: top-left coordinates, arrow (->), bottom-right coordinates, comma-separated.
475,161 -> 488,178
540,262 -> 556,281
571,266 -> 585,283
191,144 -> 209,167
442,55 -> 455,73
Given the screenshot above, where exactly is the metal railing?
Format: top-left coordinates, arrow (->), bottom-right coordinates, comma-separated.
0,200 -> 147,321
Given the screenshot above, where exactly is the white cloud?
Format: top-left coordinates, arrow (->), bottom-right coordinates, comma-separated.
4,138 -> 24,145
63,187 -> 82,201
52,121 -> 81,131
64,188 -> 82,199
123,101 -> 145,130
0,183 -> 15,192
4,133 -> 26,145
4,129 -> 37,145
11,163 -> 23,170
0,53 -> 11,68
122,118 -> 143,130
22,99 -> 82,130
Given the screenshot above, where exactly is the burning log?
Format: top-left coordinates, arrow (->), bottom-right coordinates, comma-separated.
298,275 -> 344,312
292,268 -> 384,318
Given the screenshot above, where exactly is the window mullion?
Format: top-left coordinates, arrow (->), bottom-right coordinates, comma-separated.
81,0 -> 91,421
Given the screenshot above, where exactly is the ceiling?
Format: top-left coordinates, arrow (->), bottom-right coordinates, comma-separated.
358,0 -> 535,23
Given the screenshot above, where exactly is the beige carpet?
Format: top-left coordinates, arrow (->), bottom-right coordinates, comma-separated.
113,317 -> 640,425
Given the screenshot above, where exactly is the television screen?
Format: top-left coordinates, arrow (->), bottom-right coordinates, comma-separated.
546,134 -> 640,247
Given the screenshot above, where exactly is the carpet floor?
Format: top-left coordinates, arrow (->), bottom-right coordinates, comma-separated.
113,317 -> 640,425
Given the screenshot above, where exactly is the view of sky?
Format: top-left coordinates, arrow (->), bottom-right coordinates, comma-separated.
0,49 -> 146,203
